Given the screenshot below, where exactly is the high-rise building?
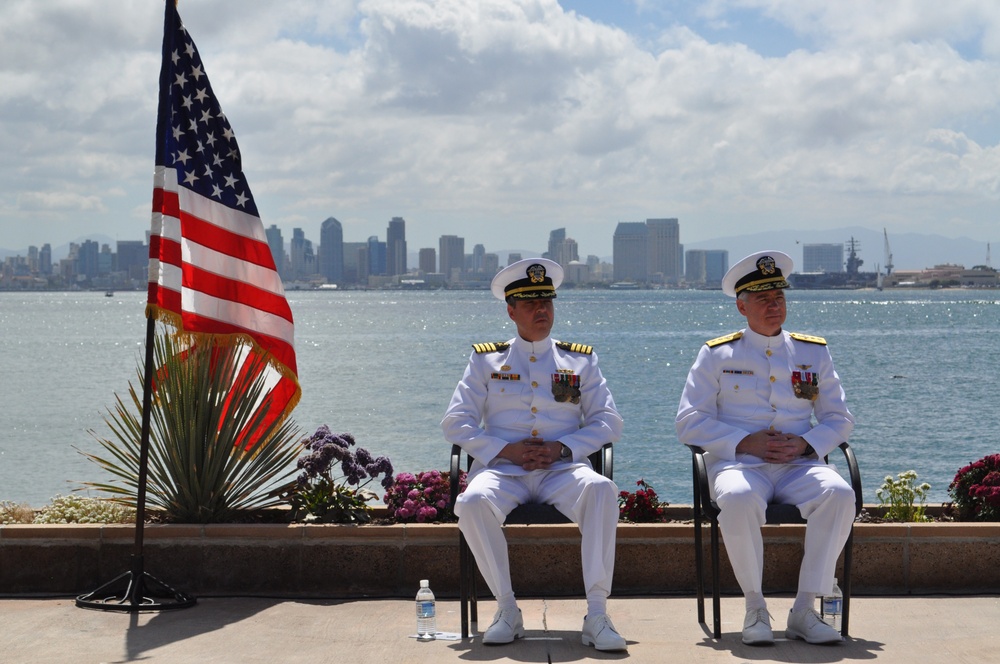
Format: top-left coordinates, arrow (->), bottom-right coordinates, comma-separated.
483,253 -> 499,276
547,228 -> 566,260
319,217 -> 344,284
613,222 -> 648,282
439,235 -> 464,283
116,240 -> 147,281
704,250 -> 729,286
342,241 -> 366,284
472,244 -> 486,273
77,240 -> 100,279
386,217 -> 407,276
646,218 -> 681,284
289,228 -> 315,280
418,248 -> 436,274
685,249 -> 708,285
367,236 -> 387,276
39,243 -> 52,275
803,244 -> 844,273
265,225 -> 285,278
507,253 -> 522,265
552,237 -> 579,267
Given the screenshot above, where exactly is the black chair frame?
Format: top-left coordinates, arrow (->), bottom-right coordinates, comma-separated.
449,443 -> 614,639
691,442 -> 863,639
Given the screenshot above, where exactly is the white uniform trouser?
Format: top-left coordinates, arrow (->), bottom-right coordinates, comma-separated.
712,462 -> 855,597
455,465 -> 618,603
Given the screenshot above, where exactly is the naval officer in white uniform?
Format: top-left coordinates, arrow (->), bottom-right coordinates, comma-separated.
442,258 -> 627,651
676,250 -> 856,646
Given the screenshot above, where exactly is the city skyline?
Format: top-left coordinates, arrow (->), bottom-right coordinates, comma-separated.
3,2 -> 1000,257
6,214 -> 996,292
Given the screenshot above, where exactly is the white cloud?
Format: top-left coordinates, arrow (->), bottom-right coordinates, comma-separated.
1,0 -> 1000,256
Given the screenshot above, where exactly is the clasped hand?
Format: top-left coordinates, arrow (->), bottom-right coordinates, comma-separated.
501,437 -> 562,470
737,430 -> 809,464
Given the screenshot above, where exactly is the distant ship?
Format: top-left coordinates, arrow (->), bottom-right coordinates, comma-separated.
609,282 -> 639,290
789,236 -> 880,290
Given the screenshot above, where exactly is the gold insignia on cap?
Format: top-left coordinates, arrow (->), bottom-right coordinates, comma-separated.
527,263 -> 546,283
757,256 -> 776,275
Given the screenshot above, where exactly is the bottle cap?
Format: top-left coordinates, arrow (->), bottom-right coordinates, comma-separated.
420,579 -> 429,587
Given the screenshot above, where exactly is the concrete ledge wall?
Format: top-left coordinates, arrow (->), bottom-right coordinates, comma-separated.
2,520 -> 999,598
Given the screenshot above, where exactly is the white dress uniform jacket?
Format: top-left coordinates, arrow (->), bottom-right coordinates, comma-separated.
442,334 -> 623,476
676,327 -> 854,472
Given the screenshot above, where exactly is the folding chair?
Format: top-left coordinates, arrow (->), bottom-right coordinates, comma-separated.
691,441 -> 863,638
449,443 -> 614,639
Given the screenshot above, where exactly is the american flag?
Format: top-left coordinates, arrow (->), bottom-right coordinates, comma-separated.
147,0 -> 301,440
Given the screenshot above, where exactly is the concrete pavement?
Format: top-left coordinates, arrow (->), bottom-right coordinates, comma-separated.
1,594 -> 997,663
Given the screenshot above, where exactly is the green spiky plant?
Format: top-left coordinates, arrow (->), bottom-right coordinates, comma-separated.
80,330 -> 302,523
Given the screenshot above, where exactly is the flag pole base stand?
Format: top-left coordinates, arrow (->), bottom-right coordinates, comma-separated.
76,554 -> 196,612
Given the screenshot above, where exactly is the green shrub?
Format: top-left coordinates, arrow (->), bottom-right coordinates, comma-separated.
33,495 -> 135,524
80,330 -> 303,523
0,501 -> 35,525
876,470 -> 931,522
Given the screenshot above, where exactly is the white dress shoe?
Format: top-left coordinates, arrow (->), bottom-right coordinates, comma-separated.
742,608 -> 774,645
482,607 -> 524,645
785,608 -> 844,644
582,613 -> 628,651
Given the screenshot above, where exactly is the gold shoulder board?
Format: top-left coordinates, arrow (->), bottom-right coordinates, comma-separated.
705,331 -> 743,347
789,332 -> 827,345
555,341 -> 593,355
472,341 -> 510,354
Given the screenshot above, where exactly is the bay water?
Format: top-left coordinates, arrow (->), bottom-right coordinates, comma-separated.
2,288 -> 998,508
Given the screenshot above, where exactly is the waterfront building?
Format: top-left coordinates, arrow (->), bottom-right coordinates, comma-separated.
343,241 -> 366,284
439,235 -> 465,283
367,236 -> 386,277
265,225 -> 286,278
418,247 -> 436,274
685,249 -> 707,285
546,228 -> 566,261
552,236 -> 579,268
613,222 -> 648,283
289,228 -> 316,281
483,253 -> 499,276
116,240 -> 147,282
803,243 -> 844,273
704,250 -> 728,286
565,260 -> 590,284
78,240 -> 99,280
319,217 -> 344,285
471,243 -> 486,274
646,218 -> 681,284
39,244 -> 52,276
386,217 -> 407,277
686,249 -> 728,287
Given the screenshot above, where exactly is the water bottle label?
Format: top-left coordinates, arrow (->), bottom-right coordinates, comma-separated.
418,600 -> 435,617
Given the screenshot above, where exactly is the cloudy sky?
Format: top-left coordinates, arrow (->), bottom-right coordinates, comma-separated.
3,0 -> 1000,259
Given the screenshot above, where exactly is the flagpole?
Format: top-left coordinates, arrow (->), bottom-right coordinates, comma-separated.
76,313 -> 196,611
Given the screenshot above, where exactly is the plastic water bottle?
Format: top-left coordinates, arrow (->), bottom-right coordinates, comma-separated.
821,578 -> 843,630
416,579 -> 436,638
